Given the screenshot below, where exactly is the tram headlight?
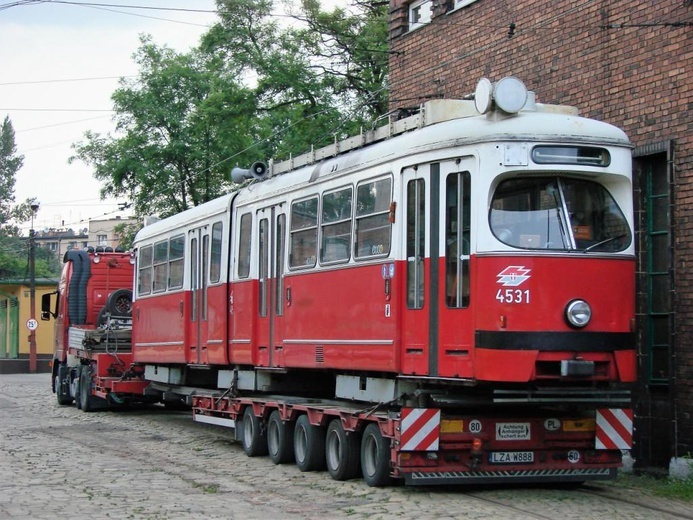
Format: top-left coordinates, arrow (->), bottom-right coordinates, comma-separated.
565,300 -> 592,328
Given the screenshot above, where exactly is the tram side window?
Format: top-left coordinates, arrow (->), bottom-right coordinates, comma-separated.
407,179 -> 425,309
446,172 -> 471,308
138,245 -> 153,296
152,240 -> 168,293
355,177 -> 392,259
168,235 -> 185,290
238,213 -> 252,278
210,221 -> 223,283
321,187 -> 352,264
290,196 -> 318,268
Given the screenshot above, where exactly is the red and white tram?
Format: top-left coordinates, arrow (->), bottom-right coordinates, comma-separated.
126,77 -> 636,485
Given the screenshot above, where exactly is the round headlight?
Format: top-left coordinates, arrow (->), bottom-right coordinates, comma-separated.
565,300 -> 591,328
494,76 -> 528,114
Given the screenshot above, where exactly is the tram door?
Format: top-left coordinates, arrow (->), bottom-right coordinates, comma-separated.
401,161 -> 473,378
437,162 -> 473,379
189,226 -> 210,365
401,165 -> 430,376
256,205 -> 287,368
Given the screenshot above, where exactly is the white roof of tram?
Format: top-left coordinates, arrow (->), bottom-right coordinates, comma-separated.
135,95 -> 631,244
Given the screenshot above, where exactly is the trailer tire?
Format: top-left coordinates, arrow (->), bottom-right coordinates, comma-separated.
294,414 -> 326,472
267,410 -> 295,464
361,423 -> 393,487
55,364 -> 73,406
242,407 -> 268,457
325,419 -> 361,481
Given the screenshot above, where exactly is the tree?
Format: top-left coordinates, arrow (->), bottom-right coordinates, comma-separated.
71,37 -> 260,219
0,116 -> 36,237
73,1 -> 391,220
204,0 -> 390,152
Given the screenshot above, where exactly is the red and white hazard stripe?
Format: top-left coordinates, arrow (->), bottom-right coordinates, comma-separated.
400,408 -> 441,451
595,408 -> 633,450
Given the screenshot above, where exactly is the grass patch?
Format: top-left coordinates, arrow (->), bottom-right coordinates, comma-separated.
613,473 -> 693,502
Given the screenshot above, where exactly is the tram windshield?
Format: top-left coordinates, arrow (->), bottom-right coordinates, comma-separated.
490,177 -> 631,252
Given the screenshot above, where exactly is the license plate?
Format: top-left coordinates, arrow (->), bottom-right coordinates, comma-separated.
489,451 -> 534,464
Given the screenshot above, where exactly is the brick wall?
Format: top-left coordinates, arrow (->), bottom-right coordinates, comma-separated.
389,0 -> 693,464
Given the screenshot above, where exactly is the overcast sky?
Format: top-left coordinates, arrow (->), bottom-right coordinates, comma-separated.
1,0 -> 218,234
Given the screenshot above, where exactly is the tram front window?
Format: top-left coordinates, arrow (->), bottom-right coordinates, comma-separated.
490,177 -> 631,252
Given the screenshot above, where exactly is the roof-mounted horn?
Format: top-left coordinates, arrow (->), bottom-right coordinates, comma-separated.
231,162 -> 269,183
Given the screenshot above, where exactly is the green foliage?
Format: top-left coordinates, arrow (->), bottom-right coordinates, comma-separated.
71,37 -> 259,220
72,1 -> 390,220
0,116 -> 38,237
113,221 -> 141,252
0,236 -> 60,280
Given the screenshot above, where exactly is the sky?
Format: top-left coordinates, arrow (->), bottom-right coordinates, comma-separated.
0,0 -> 219,234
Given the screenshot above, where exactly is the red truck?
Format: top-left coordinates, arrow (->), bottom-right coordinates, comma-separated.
43,248 -> 147,411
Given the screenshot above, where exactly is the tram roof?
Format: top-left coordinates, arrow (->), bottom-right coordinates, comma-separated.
134,192 -> 234,245
234,100 -> 631,205
134,99 -> 631,244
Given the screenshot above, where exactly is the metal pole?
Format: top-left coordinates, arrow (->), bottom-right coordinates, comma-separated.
29,204 -> 38,373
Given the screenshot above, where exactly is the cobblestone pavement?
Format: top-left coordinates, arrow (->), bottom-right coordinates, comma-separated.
1,374 -> 692,520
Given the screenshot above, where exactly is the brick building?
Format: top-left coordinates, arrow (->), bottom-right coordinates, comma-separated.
387,0 -> 692,470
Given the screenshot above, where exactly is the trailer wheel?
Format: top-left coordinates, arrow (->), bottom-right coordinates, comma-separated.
294,414 -> 326,472
361,423 -> 393,487
267,410 -> 295,464
325,419 -> 361,481
242,407 -> 268,457
79,366 -> 107,412
55,364 -> 73,406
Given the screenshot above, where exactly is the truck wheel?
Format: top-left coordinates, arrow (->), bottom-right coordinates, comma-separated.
55,364 -> 73,406
267,410 -> 295,464
242,407 -> 268,457
79,366 -> 107,412
325,419 -> 361,481
361,423 -> 393,487
294,414 -> 326,472
74,366 -> 83,410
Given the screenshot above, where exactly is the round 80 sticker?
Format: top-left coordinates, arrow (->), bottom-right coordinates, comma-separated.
469,419 -> 482,433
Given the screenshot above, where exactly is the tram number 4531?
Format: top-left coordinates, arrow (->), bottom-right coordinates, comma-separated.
496,289 -> 530,304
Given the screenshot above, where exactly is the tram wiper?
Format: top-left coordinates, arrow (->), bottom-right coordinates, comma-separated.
582,234 -> 627,253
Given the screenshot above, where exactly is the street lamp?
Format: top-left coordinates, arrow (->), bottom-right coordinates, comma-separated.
29,202 -> 39,373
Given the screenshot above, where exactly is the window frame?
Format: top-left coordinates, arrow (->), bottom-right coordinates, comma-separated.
320,186 -> 353,265
354,175 -> 393,261
168,234 -> 185,290
137,244 -> 153,297
289,195 -> 319,270
408,0 -> 432,31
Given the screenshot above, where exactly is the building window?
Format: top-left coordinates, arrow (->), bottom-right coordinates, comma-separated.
452,0 -> 479,11
409,0 -> 432,31
97,234 -> 107,245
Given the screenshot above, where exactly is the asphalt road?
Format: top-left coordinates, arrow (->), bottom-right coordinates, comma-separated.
1,373 -> 692,520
